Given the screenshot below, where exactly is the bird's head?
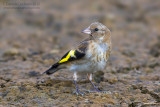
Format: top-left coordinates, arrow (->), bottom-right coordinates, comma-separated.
82,22 -> 111,42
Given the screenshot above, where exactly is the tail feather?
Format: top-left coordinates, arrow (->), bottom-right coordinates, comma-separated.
43,63 -> 59,75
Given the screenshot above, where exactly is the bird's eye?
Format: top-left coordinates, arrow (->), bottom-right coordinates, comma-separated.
95,28 -> 99,31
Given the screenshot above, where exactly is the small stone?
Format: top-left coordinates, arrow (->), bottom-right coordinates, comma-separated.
84,99 -> 89,103
28,71 -> 41,77
49,49 -> 60,54
3,48 -> 19,57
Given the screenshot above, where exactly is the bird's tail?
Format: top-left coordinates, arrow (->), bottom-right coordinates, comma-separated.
43,63 -> 59,75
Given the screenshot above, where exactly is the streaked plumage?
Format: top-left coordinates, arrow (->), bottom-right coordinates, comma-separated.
43,22 -> 112,96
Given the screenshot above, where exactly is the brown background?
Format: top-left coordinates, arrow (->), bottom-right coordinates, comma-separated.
0,0 -> 160,106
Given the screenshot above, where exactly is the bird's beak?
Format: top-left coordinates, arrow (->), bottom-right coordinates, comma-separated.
81,27 -> 91,34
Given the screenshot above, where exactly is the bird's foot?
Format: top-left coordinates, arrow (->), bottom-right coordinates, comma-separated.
95,90 -> 111,94
85,89 -> 111,94
73,89 -> 84,96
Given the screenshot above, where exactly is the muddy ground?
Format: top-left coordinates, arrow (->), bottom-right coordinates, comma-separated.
0,0 -> 160,106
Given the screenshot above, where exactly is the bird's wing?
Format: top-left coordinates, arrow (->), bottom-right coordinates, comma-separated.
58,42 -> 88,64
43,36 -> 93,75
58,37 -> 93,64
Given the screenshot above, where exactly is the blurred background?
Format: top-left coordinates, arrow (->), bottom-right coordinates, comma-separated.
0,0 -> 160,106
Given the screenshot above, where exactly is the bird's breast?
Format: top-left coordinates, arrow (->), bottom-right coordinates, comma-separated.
86,42 -> 111,70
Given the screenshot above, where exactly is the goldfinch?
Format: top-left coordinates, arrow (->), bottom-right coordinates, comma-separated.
43,22 -> 112,96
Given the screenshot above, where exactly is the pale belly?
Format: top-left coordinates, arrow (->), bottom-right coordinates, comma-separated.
69,60 -> 107,73
69,42 -> 110,73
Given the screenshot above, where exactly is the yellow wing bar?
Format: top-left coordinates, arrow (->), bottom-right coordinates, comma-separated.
58,50 -> 76,64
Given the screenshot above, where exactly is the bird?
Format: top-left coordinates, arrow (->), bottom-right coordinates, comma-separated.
43,22 -> 112,96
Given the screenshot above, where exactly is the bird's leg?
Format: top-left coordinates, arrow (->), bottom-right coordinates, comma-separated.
88,73 -> 111,93
73,72 -> 84,96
